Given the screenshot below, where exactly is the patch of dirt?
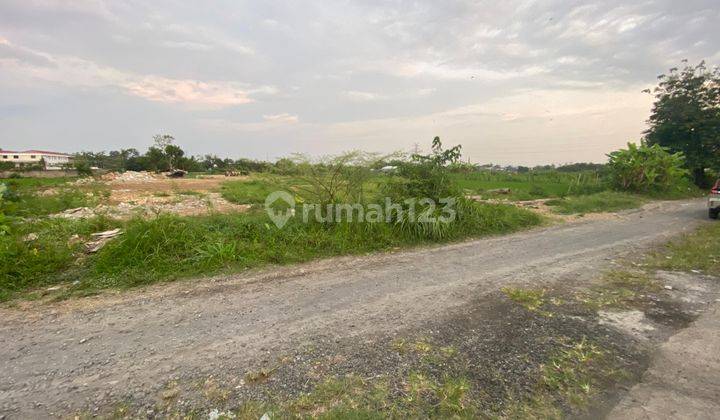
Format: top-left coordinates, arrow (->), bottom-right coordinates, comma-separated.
59,172 -> 251,218
469,196 -> 624,222
599,310 -> 657,340
52,192 -> 250,219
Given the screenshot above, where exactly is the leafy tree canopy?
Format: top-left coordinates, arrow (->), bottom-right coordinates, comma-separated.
644,60 -> 720,186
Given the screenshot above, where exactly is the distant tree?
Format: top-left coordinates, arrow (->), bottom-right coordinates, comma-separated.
644,61 -> 720,187
145,146 -> 169,172
164,144 -> 184,170
153,134 -> 175,150
556,163 -> 605,172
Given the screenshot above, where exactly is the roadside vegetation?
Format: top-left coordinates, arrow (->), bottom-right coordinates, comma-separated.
647,220 -> 720,275
0,139 -> 545,301
545,192 -> 644,215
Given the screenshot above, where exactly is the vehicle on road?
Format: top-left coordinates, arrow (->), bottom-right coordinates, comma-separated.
709,180 -> 720,219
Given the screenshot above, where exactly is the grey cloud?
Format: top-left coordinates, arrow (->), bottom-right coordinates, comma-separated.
0,0 -> 718,164
0,39 -> 55,67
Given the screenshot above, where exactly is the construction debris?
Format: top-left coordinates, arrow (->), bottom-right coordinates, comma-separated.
101,171 -> 161,183
23,233 -> 39,242
85,228 -> 123,253
51,193 -> 250,220
72,177 -> 97,186
487,188 -> 511,194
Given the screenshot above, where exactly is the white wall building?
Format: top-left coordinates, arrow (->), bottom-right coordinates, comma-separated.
0,149 -> 73,170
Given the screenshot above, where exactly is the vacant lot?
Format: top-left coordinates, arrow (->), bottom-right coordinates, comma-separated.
1,168 -> 702,302
0,172 -> 544,301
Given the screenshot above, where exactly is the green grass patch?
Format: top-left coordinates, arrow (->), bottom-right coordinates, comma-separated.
221,177 -> 287,205
234,373 -> 477,419
78,201 -> 541,294
502,287 -> 552,316
576,270 -> 658,310
0,176 -> 76,189
545,191 -> 643,215
0,200 -> 542,301
0,216 -> 120,301
1,178 -> 108,218
451,170 -> 606,200
176,190 -> 204,196
540,339 -> 606,407
504,338 -> 622,417
647,221 -> 720,275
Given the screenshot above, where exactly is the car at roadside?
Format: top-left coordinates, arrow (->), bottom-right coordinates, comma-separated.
709,180 -> 720,219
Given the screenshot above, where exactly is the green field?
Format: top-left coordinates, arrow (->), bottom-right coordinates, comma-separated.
450,171 -> 606,200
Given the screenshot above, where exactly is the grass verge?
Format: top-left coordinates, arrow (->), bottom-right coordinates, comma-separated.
1,200 -> 542,301
221,177 -> 292,205
545,191 -> 643,215
1,177 -> 107,218
647,220 -> 720,275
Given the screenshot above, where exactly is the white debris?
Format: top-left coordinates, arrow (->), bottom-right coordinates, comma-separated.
91,228 -> 122,239
208,409 -> 236,420
85,229 -> 123,254
101,171 -> 160,183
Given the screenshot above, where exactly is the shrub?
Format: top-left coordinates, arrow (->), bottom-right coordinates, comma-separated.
387,136 -> 462,201
75,160 -> 93,176
607,142 -> 688,193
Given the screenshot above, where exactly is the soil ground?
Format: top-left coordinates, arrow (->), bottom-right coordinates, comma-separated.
0,199 -> 716,418
57,174 -> 251,219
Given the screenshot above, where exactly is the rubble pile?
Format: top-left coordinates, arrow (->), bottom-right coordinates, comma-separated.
101,171 -> 160,183
71,177 -> 96,186
51,193 -> 250,220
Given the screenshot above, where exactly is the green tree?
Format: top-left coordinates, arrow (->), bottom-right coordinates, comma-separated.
164,144 -> 185,170
644,61 -> 720,187
145,146 -> 169,172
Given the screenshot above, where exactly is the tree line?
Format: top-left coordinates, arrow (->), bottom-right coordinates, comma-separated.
71,60 -> 719,187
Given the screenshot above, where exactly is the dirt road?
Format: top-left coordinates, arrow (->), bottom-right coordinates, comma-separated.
0,199 -> 709,417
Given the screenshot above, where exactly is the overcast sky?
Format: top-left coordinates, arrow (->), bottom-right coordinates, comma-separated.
1,0 -> 718,165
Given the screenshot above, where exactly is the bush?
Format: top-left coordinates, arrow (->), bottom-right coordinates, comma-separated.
75,161 -> 93,176
607,142 -> 688,193
387,136 -> 462,201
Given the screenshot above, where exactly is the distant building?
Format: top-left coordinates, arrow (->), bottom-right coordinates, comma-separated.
0,149 -> 73,170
